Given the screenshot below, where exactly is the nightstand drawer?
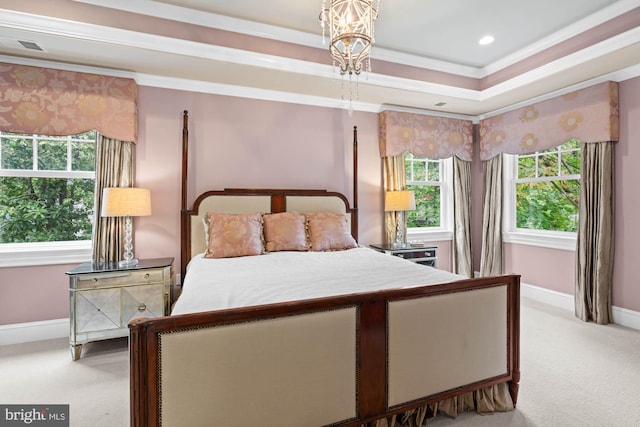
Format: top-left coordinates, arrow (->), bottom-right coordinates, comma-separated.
74,269 -> 166,289
369,244 -> 438,268
122,284 -> 165,324
393,249 -> 436,260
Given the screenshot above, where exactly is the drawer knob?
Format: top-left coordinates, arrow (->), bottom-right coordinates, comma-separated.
144,273 -> 150,279
138,303 -> 147,311
93,278 -> 98,282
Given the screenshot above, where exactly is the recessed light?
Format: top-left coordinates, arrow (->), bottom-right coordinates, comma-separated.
478,35 -> 494,46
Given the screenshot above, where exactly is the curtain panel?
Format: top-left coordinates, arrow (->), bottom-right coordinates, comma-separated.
452,157 -> 472,278
0,62 -> 137,142
480,154 -> 503,277
379,110 -> 473,161
478,81 -> 619,160
383,155 -> 406,245
92,135 -> 135,263
575,141 -> 614,324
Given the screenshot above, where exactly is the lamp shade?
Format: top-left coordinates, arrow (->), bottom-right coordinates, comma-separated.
384,190 -> 416,212
101,187 -> 151,217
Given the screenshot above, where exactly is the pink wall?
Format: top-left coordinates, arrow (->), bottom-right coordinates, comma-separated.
0,264 -> 74,324
503,244 -> 575,295
614,77 -> 640,311
3,77 -> 640,326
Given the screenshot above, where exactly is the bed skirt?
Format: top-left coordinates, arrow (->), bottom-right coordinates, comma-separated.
368,382 -> 514,427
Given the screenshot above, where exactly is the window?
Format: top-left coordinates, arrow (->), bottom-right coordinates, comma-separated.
404,152 -> 453,240
0,130 -> 96,266
503,139 -> 581,250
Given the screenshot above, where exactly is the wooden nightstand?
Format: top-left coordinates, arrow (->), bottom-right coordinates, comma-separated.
66,257 -> 173,360
369,243 -> 438,267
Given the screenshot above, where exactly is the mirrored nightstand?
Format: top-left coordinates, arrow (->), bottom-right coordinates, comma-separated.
66,257 -> 173,360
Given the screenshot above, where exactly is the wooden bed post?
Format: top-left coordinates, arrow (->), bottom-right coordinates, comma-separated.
180,110 -> 189,283
353,126 -> 359,241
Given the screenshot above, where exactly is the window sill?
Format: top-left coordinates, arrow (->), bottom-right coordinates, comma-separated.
503,230 -> 576,251
407,229 -> 453,242
0,241 -> 92,268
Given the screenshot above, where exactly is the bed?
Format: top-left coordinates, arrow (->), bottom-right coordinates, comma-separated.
129,112 -> 520,427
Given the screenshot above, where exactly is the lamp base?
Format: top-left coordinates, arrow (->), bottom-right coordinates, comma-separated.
118,258 -> 139,268
390,242 -> 409,249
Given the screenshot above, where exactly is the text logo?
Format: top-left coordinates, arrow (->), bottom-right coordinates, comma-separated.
0,405 -> 69,426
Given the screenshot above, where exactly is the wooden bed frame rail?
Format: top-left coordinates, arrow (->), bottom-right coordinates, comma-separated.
130,274 -> 520,426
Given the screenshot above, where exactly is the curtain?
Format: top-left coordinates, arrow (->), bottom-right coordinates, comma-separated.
379,111 -> 473,161
480,154 -> 503,277
383,155 -> 406,245
91,134 -> 135,263
452,157 -> 472,277
478,81 -> 618,160
0,62 -> 137,141
575,141 -> 614,324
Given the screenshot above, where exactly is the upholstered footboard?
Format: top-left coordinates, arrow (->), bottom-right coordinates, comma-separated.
130,274 -> 520,427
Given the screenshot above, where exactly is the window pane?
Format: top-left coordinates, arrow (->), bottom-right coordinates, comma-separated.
563,138 -> 581,150
72,141 -> 95,171
1,137 -> 33,170
73,130 -> 97,141
38,139 -> 67,170
560,149 -> 580,176
518,155 -> 536,179
427,160 -> 440,181
407,158 -> 427,182
539,153 -> 558,177
515,179 -> 579,232
406,184 -> 440,228
0,177 -> 94,243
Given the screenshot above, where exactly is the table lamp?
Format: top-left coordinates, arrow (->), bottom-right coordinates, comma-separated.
385,190 -> 416,248
101,187 -> 151,267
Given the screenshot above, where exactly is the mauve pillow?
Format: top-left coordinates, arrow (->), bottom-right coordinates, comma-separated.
306,212 -> 357,251
204,212 -> 264,258
263,212 -> 309,252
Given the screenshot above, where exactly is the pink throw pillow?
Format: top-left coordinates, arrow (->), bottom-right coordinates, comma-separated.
204,212 -> 264,258
263,212 -> 309,252
306,212 -> 357,251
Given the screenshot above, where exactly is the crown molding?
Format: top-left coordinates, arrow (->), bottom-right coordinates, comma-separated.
72,0 -> 640,80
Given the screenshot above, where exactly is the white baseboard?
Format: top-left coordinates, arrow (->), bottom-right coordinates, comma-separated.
0,318 -> 69,346
611,305 -> 640,331
521,282 -> 575,311
1,283 -> 639,345
521,282 -> 640,331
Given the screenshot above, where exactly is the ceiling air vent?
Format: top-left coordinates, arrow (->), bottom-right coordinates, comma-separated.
18,40 -> 44,51
434,102 -> 447,107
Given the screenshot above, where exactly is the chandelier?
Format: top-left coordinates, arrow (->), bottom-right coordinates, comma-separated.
320,0 -> 379,76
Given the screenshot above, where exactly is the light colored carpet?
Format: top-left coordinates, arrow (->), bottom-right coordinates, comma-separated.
1,297 -> 639,427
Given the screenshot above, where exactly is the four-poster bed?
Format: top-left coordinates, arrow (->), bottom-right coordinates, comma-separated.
129,111 -> 520,426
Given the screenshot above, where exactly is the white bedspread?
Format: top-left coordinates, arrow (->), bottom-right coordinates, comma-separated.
172,247 -> 464,315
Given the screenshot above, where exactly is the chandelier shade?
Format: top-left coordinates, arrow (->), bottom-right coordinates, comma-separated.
321,0 -> 379,76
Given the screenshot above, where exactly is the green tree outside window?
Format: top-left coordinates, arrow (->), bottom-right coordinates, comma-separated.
0,131 -> 96,244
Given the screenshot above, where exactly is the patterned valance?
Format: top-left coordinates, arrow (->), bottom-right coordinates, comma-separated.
479,81 -> 618,160
0,62 -> 137,142
379,110 -> 473,161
